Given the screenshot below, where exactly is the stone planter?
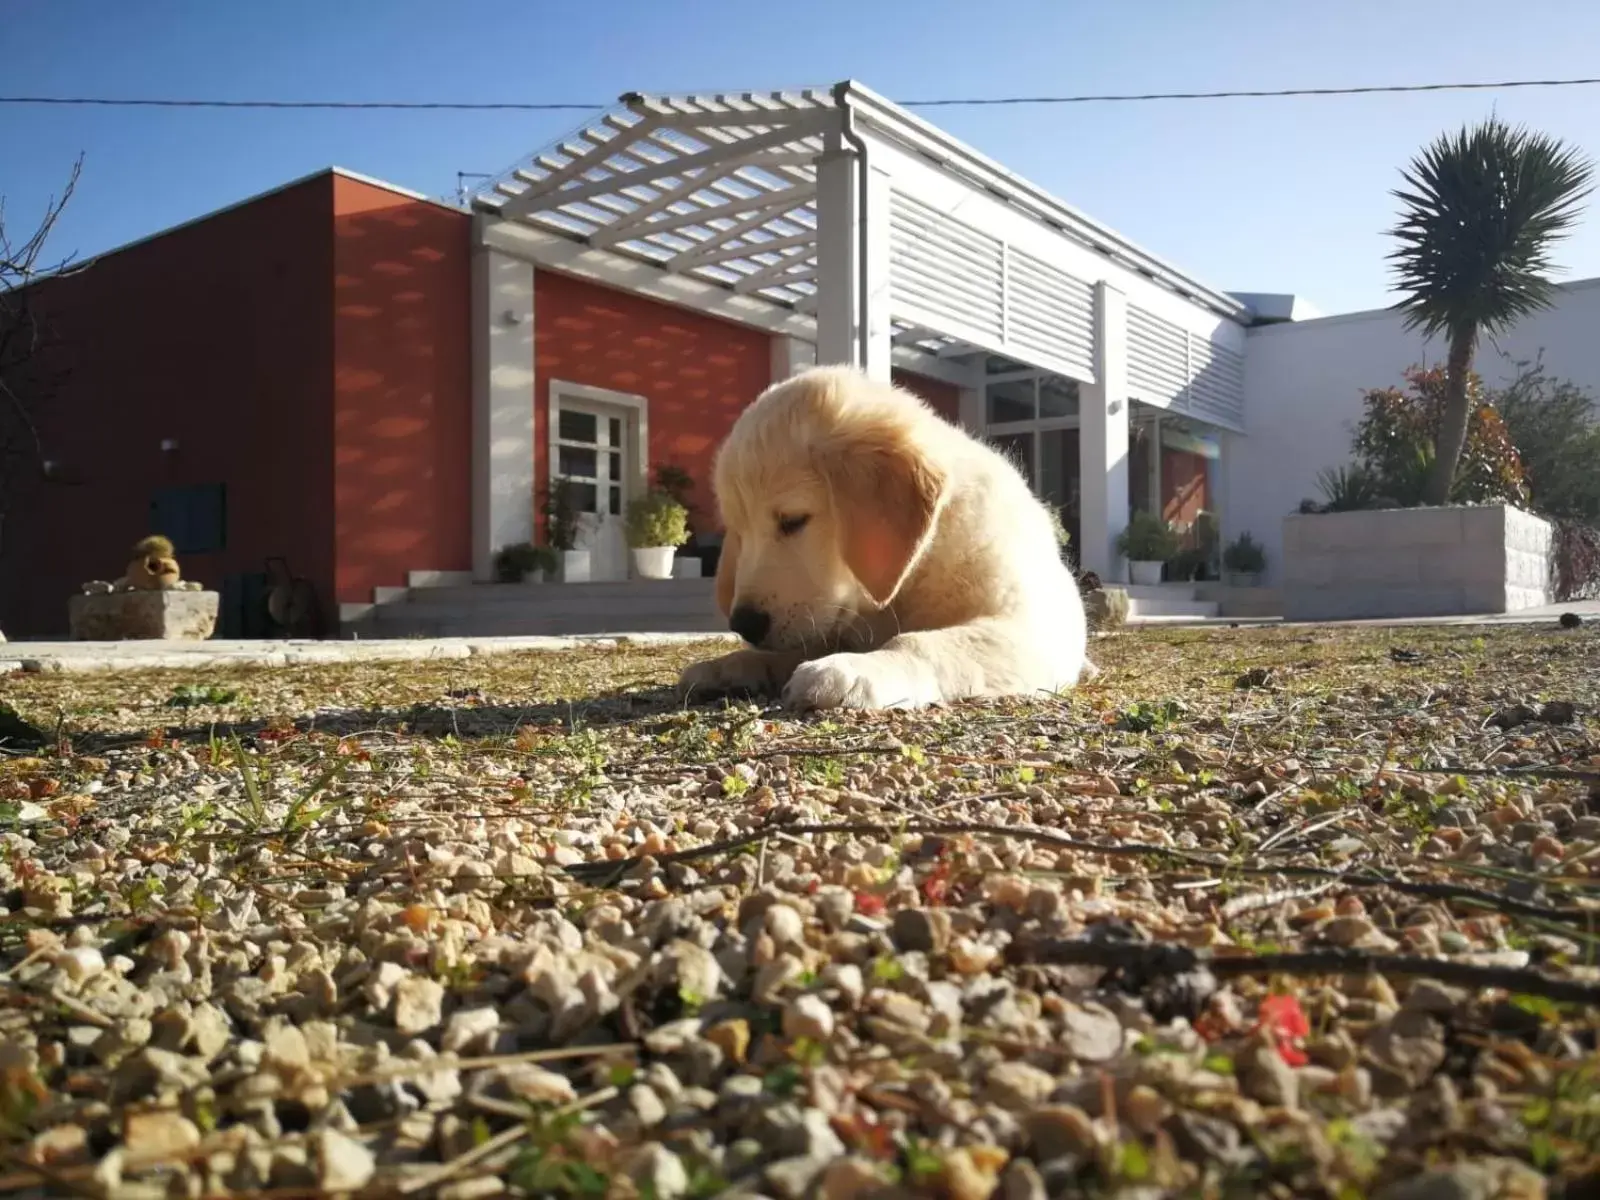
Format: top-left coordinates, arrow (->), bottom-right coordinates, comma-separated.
69,589 -> 219,641
1083,586 -> 1129,630
632,547 -> 677,580
1225,570 -> 1262,589
559,550 -> 591,584
1129,560 -> 1164,586
1282,504 -> 1552,621
671,555 -> 704,579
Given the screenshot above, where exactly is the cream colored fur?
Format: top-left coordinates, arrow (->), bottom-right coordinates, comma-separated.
679,365 -> 1093,710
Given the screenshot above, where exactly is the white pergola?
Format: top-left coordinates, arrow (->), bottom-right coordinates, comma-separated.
468,81 -> 1252,580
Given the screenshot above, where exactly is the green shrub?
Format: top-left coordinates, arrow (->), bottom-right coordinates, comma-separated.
1223,531 -> 1267,574
1492,355 -> 1600,522
1349,365 -> 1528,507
1316,463 -> 1387,512
1116,511 -> 1181,561
539,478 -> 581,551
493,543 -> 558,582
625,490 -> 690,549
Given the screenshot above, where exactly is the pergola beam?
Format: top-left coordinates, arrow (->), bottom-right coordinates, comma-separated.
731,256 -> 818,293
500,119 -> 830,217
599,184 -> 815,246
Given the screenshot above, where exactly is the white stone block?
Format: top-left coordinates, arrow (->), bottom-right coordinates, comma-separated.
1281,505 -> 1552,621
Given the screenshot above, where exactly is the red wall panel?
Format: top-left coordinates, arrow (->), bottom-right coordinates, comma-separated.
533,271 -> 773,533
2,176 -> 336,637
331,177 -> 472,604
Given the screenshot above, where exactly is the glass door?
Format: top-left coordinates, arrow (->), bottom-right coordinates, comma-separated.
555,403 -> 630,581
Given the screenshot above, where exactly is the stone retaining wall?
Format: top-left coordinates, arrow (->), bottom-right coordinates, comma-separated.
1282,505 -> 1552,622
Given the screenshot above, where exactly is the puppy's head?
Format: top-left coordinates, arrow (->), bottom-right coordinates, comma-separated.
711,367 -> 947,652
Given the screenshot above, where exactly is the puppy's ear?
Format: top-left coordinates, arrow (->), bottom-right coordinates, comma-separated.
714,530 -> 740,618
823,421 -> 946,607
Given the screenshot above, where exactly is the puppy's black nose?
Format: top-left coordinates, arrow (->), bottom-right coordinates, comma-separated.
728,605 -> 771,646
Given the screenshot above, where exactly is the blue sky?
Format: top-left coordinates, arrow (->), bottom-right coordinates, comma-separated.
7,0 -> 1600,315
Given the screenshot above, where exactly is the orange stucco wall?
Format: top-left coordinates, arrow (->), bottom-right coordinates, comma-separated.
1,176 -> 337,638
533,270 -> 774,533
331,177 -> 472,603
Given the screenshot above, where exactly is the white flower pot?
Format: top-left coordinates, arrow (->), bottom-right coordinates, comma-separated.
560,550 -> 591,584
672,555 -> 704,579
632,546 -> 677,580
1129,560 -> 1165,586
521,571 -> 547,585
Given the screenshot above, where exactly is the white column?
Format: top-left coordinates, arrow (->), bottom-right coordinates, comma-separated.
815,142 -> 892,381
1148,413 -> 1163,516
1078,282 -> 1131,580
957,386 -> 984,436
769,335 -> 817,382
470,238 -> 537,581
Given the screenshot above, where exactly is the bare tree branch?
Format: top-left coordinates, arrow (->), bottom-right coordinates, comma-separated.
0,155 -> 85,539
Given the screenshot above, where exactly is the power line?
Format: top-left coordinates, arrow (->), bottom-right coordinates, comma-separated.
4,74 -> 1600,113
900,76 -> 1600,106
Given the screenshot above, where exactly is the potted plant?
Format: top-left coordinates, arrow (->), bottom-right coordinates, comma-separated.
1116,511 -> 1181,585
540,478 -> 589,583
625,489 -> 690,580
493,542 -> 559,584
1223,530 -> 1267,587
654,463 -> 704,577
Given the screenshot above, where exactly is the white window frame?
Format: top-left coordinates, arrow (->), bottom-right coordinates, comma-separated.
981,371 -> 1084,486
546,380 -> 651,512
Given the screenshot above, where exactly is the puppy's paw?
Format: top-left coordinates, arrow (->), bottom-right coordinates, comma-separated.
678,650 -> 794,698
782,653 -> 935,711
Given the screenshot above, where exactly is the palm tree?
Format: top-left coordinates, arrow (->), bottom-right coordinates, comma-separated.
1388,117 -> 1594,506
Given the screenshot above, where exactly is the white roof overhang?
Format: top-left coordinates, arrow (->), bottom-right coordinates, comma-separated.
473,82 -> 1249,390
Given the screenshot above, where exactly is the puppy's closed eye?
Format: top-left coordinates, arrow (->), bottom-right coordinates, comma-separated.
777,513 -> 810,537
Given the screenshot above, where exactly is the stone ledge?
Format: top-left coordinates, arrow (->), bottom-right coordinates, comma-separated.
7,632 -> 742,675
1283,504 -> 1553,622
68,590 -> 219,641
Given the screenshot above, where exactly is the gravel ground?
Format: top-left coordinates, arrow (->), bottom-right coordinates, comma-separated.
0,622 -> 1596,1199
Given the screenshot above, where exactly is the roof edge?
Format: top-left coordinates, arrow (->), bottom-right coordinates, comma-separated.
835,80 -> 1250,321
1247,273 -> 1600,336
30,167 -> 463,283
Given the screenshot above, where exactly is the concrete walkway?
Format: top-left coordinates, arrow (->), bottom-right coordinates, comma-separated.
2,600 -> 1593,675
1,632 -> 740,675
1134,598 -> 1600,631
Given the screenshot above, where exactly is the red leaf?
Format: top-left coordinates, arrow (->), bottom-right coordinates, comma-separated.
1276,1042 -> 1309,1067
1257,994 -> 1310,1040
853,892 -> 886,916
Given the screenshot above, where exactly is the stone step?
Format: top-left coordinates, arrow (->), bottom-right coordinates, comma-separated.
1127,597 -> 1221,619
399,580 -> 715,606
375,612 -> 726,639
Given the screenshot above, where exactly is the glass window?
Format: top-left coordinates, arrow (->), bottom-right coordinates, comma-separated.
1039,429 -> 1078,510
558,409 -> 598,443
990,431 -> 1035,487
559,446 -> 598,479
608,417 -> 623,447
608,486 -> 622,516
1039,377 -> 1079,420
607,451 -> 623,483
986,379 -> 1034,424
570,482 -> 599,514
150,483 -> 227,555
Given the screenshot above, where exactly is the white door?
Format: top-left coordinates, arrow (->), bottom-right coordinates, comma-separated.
555,401 -> 632,581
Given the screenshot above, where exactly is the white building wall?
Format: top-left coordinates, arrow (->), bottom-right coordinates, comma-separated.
1231,278 -> 1600,584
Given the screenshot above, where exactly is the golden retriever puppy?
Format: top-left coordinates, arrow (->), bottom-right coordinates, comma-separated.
679,365 -> 1092,710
